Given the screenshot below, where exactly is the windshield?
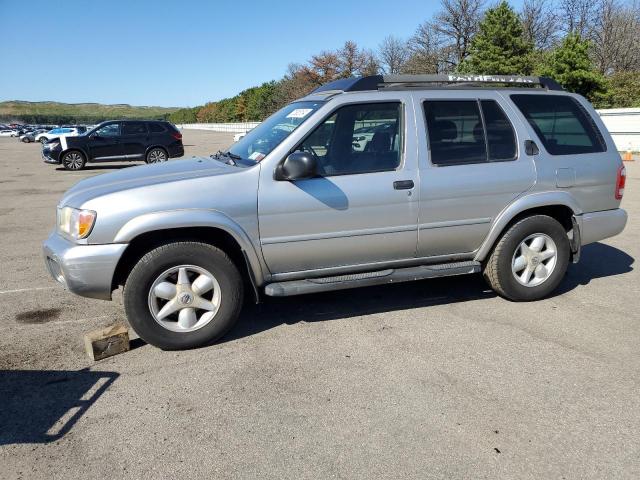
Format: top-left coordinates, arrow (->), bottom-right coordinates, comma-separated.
227,101 -> 324,162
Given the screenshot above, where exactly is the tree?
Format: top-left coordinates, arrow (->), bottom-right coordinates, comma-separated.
537,33 -> 606,100
433,0 -> 485,68
458,1 -> 534,75
404,21 -> 449,73
378,35 -> 410,74
520,0 -> 560,50
591,0 -> 640,74
559,0 -> 598,38
596,71 -> 640,108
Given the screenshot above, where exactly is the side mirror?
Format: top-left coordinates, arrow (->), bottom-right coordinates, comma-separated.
277,152 -> 317,180
90,132 -> 100,139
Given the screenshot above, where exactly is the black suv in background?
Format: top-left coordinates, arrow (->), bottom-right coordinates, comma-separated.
42,120 -> 184,170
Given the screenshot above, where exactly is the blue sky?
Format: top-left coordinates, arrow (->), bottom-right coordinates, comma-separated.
0,0 -> 445,107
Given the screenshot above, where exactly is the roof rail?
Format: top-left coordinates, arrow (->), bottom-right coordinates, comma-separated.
312,74 -> 563,93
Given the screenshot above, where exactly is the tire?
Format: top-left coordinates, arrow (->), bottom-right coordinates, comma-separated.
146,147 -> 168,163
21,137 -> 30,143
483,215 -> 570,301
61,151 -> 86,170
123,242 -> 244,350
39,137 -> 48,144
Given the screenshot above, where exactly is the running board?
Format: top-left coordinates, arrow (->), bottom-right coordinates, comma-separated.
264,261 -> 481,297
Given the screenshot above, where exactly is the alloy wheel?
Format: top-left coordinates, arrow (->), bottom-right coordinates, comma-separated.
511,233 -> 558,287
147,265 -> 222,333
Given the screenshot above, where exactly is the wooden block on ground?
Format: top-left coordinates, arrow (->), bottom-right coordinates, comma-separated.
84,323 -> 130,361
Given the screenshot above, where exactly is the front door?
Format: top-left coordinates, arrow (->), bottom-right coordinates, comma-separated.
258,100 -> 419,274
88,122 -> 123,160
416,94 -> 536,257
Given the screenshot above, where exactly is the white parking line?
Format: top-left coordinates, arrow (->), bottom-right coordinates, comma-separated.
0,286 -> 56,295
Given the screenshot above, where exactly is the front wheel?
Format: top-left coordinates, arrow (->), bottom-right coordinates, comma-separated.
483,215 -> 570,301
146,147 -> 168,163
123,242 -> 244,350
61,151 -> 86,170
39,137 -> 48,144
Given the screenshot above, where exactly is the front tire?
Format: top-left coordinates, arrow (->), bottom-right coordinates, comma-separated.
483,215 -> 570,301
146,147 -> 168,163
61,151 -> 86,170
123,242 -> 244,350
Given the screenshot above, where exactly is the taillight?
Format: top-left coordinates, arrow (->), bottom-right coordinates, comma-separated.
171,132 -> 182,140
615,165 -> 626,200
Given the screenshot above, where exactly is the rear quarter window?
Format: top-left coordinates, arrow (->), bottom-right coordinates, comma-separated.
148,123 -> 166,133
510,94 -> 606,155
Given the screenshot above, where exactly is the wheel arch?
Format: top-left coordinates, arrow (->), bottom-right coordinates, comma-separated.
111,211 -> 266,301
475,192 -> 581,263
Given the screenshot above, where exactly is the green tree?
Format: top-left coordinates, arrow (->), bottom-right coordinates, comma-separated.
458,1 -> 533,75
537,33 -> 605,101
595,71 -> 640,108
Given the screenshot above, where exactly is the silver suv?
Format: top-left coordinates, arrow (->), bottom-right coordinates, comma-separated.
43,75 -> 628,350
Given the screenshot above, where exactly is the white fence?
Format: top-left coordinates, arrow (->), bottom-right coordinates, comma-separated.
597,108 -> 640,152
178,108 -> 640,151
177,122 -> 260,133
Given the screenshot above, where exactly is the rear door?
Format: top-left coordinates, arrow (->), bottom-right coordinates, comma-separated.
120,121 -> 149,160
416,91 -> 536,257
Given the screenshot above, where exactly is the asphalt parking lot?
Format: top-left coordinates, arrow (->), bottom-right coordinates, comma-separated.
0,131 -> 638,479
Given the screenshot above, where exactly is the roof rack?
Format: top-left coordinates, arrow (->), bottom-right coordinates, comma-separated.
312,74 -> 563,93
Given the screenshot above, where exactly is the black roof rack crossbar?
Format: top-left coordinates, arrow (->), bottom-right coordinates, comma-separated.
312,74 -> 563,93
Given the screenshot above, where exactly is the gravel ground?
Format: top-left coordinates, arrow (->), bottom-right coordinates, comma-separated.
0,131 -> 638,479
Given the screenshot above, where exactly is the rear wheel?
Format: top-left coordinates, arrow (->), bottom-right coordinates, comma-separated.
61,151 -> 86,170
146,147 -> 168,163
39,137 -> 48,144
123,242 -> 244,350
483,215 -> 570,301
21,137 -> 30,143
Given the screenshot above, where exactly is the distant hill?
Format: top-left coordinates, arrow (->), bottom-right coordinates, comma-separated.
0,100 -> 180,124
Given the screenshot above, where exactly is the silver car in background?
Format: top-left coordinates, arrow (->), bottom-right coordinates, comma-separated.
43,75 -> 627,350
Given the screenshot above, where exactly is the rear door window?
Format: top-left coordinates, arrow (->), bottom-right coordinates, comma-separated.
481,100 -> 517,161
122,122 -> 147,135
424,100 -> 485,166
510,94 -> 606,155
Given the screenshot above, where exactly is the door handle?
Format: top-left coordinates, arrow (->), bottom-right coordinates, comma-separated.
393,180 -> 414,190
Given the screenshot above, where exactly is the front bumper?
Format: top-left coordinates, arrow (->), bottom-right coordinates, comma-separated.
42,148 -> 61,164
43,232 -> 127,300
579,208 -> 628,246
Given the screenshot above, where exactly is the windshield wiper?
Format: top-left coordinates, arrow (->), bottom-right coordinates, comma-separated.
211,150 -> 238,166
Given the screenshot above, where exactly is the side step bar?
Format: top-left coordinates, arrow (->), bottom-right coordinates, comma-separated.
264,261 -> 481,297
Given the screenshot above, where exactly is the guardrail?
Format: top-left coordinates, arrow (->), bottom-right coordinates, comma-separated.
178,108 -> 640,151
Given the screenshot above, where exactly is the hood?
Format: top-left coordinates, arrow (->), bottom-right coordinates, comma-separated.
60,157 -> 238,208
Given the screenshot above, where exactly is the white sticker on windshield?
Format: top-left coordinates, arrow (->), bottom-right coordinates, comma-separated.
286,108 -> 313,119
249,151 -> 265,161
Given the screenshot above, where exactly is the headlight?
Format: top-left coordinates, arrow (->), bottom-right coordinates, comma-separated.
45,141 -> 60,149
57,206 -> 96,240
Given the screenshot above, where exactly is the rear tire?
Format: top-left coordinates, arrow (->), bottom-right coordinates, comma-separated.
146,147 -> 168,163
39,137 -> 48,144
61,151 -> 86,170
483,215 -> 570,301
123,242 -> 244,350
